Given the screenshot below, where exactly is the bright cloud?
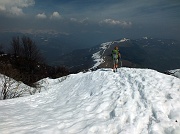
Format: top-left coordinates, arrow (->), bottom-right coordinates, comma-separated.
36,13 -> 47,19
0,0 -> 35,16
99,19 -> 132,28
50,12 -> 61,20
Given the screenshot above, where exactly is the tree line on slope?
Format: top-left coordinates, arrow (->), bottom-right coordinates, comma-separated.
0,36 -> 70,100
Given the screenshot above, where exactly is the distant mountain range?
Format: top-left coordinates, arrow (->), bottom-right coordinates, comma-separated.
0,32 -> 180,72
0,31 -> 104,65
55,37 -> 180,72
0,32 -> 81,59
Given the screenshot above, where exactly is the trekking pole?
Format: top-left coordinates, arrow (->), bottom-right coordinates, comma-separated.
119,56 -> 122,67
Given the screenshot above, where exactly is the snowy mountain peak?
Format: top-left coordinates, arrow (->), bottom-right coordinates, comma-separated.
119,38 -> 130,42
0,68 -> 180,134
143,37 -> 148,39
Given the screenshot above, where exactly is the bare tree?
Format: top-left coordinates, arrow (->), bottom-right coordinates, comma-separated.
21,36 -> 43,62
0,64 -> 41,100
10,36 -> 44,63
10,36 -> 22,57
0,65 -> 22,100
1,75 -> 19,100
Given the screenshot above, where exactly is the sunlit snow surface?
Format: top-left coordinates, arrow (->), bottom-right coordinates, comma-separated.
91,42 -> 112,69
0,68 -> 180,134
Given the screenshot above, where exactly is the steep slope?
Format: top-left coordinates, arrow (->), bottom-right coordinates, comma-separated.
0,68 -> 180,134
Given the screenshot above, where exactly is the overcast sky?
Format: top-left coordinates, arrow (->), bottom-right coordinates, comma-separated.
0,0 -> 180,45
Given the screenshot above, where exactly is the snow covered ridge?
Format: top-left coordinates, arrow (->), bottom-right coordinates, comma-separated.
0,68 -> 180,134
91,38 -> 130,69
91,42 -> 112,69
119,38 -> 130,42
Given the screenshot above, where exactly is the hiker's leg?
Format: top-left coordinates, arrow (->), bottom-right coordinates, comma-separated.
113,60 -> 115,70
114,59 -> 118,72
116,59 -> 118,68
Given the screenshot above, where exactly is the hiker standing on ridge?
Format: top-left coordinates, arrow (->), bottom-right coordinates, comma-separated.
112,46 -> 121,72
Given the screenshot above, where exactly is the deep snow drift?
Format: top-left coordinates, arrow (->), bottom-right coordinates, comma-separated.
0,68 -> 180,134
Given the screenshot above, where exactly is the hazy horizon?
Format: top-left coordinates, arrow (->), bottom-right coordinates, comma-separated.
0,0 -> 180,48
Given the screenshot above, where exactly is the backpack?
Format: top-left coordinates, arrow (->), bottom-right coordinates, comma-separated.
112,50 -> 119,59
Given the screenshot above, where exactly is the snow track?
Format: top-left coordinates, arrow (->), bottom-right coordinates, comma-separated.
0,68 -> 180,134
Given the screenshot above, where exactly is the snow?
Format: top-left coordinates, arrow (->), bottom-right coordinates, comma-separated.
143,37 -> 148,40
91,38 -> 130,69
119,38 -> 130,42
168,69 -> 180,79
0,68 -> 180,134
0,74 -> 37,99
91,42 -> 112,69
